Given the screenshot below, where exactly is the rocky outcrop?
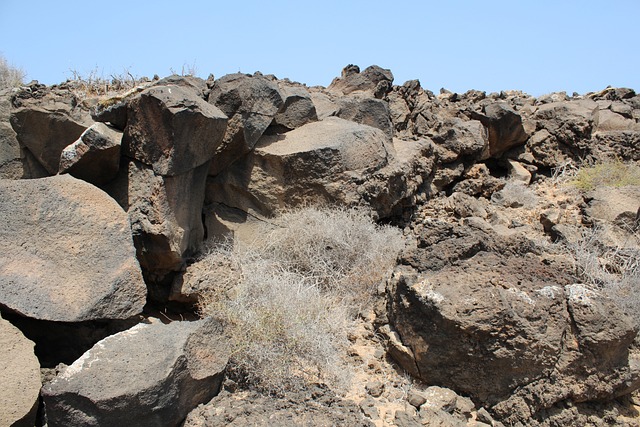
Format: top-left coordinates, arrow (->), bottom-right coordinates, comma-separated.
0,314 -> 41,427
206,72 -> 283,175
105,158 -> 210,276
0,174 -> 146,322
59,122 -> 122,185
10,83 -> 93,176
123,84 -> 227,176
42,317 -> 229,427
386,222 -> 640,424
0,90 -> 22,179
271,82 -> 318,132
206,117 -> 433,221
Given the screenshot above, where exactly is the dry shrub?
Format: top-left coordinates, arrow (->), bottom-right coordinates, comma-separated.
564,225 -> 640,326
0,55 -> 25,89
570,160 -> 640,191
198,206 -> 404,394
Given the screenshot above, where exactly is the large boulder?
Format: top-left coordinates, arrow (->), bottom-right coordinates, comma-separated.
42,317 -> 229,427
10,83 -> 93,175
59,122 -> 122,185
105,158 -> 210,276
336,96 -> 394,140
206,117 -> 391,218
0,90 -> 22,179
271,83 -> 318,131
0,175 -> 146,322
0,314 -> 41,427
327,64 -> 393,98
532,100 -> 598,160
428,118 -> 489,162
207,73 -> 283,175
123,84 -> 227,176
470,102 -> 529,157
387,223 -> 640,424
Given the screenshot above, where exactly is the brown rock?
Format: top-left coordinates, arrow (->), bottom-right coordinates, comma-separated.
207,73 -> 283,175
0,175 -> 146,322
123,84 -> 227,176
59,122 -> 122,185
42,317 -> 229,427
105,158 -> 210,276
0,314 -> 41,427
10,84 -> 93,175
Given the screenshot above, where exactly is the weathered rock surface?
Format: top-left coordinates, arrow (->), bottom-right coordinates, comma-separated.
10,83 -> 93,175
207,73 -> 283,175
336,96 -> 394,140
59,122 -> 122,185
207,117 -> 387,215
387,222 -> 640,424
470,102 -> 529,157
184,386 -> 373,427
207,117 -> 433,220
42,317 -> 229,427
0,91 -> 22,179
271,82 -> 318,131
123,84 -> 227,176
0,175 -> 146,321
327,64 -> 393,98
105,158 -> 209,276
584,186 -> 640,228
0,314 -> 41,427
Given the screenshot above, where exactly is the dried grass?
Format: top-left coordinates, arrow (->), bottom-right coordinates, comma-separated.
197,206 -> 405,394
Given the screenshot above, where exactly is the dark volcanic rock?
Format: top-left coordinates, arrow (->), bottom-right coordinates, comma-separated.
387,223 -> 640,425
207,73 -> 283,175
59,122 -> 122,185
10,84 -> 93,175
123,84 -> 227,176
0,314 -> 41,427
0,175 -> 146,322
42,317 -> 229,427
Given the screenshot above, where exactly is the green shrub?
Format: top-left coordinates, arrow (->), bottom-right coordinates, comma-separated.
198,206 -> 404,394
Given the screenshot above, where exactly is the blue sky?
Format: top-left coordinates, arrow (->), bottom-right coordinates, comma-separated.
1,1 -> 638,96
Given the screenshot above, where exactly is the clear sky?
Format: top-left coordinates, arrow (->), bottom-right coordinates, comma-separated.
0,0 -> 637,96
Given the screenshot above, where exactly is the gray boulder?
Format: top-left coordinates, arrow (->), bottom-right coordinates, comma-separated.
470,102 -> 529,157
42,317 -> 229,427
0,314 -> 41,427
327,64 -> 393,98
0,175 -> 146,322
272,83 -> 318,131
105,158 -> 210,276
123,84 -> 227,176
429,118 -> 489,162
206,117 -> 388,216
0,91 -> 22,179
10,84 -> 93,175
207,73 -> 283,175
59,122 -> 122,185
336,96 -> 394,140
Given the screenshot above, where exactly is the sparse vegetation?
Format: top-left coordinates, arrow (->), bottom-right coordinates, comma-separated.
570,160 -> 640,191
563,225 -> 640,327
197,206 -> 404,394
0,54 -> 25,89
66,67 -> 147,97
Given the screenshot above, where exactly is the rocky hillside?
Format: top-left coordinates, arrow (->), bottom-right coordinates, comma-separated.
1,65 -> 639,426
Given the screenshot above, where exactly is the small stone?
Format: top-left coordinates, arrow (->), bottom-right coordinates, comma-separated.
407,389 -> 428,408
476,407 -> 495,424
366,381 -> 385,398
